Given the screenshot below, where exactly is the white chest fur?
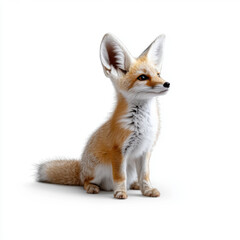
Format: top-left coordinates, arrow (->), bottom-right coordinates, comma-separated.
121,99 -> 159,158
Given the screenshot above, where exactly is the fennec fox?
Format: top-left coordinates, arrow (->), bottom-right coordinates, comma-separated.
37,33 -> 170,199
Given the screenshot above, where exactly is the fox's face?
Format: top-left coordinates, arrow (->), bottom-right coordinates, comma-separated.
100,34 -> 170,100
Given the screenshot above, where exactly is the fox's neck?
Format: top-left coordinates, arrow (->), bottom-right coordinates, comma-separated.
111,92 -> 156,126
117,92 -> 154,109
112,92 -> 159,157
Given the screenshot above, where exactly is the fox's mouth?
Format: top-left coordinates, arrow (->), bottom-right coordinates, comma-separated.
146,88 -> 169,95
158,89 -> 169,95
147,83 -> 170,95
138,88 -> 169,96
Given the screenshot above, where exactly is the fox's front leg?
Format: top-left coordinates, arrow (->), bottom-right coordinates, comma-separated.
136,152 -> 160,197
111,152 -> 127,199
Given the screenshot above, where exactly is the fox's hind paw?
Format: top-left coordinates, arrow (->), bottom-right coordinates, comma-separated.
85,183 -> 100,194
130,181 -> 140,190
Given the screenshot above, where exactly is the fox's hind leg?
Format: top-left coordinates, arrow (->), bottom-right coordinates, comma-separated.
81,151 -> 101,194
84,181 -> 100,194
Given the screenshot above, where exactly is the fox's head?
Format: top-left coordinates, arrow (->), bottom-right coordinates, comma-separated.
100,33 -> 170,100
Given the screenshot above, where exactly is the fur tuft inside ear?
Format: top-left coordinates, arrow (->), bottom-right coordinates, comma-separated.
139,34 -> 165,69
100,34 -> 134,75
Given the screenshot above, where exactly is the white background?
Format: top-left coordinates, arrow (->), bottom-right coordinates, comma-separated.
1,0 -> 240,239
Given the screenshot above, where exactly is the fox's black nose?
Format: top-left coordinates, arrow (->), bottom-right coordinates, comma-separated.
163,82 -> 170,88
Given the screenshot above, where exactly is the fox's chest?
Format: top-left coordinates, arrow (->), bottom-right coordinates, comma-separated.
121,100 -> 159,158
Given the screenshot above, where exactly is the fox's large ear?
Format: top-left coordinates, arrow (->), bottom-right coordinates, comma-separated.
139,34 -> 165,70
100,33 -> 134,76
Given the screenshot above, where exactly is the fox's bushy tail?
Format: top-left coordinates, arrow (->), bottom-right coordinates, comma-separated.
37,160 -> 82,185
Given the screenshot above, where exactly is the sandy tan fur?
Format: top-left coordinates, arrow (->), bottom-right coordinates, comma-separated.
87,93 -> 131,165
38,160 -> 82,185
79,93 -> 131,186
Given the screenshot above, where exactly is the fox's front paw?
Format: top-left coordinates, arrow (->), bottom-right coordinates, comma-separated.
114,191 -> 128,199
142,188 -> 160,197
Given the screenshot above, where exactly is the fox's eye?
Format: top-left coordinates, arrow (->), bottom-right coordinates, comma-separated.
137,74 -> 149,81
157,73 -> 160,77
